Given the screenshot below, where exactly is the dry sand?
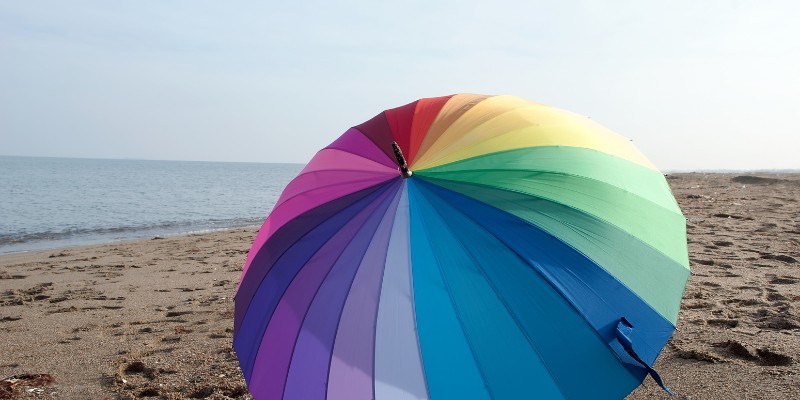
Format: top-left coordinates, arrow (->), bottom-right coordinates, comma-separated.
1,173 -> 799,399
1,229 -> 255,400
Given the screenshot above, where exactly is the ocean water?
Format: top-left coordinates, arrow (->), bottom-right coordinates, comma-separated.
0,156 -> 302,254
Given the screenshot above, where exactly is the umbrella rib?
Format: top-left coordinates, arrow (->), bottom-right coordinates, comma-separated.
404,247 -> 433,400
414,101 -> 545,168
410,185 -> 497,400
237,182 -> 389,306
293,181 -> 403,399
367,203 -> 389,400
261,182 -> 399,398
276,171 -> 395,199
270,175 -> 399,219
414,182 -> 570,400
235,181 -> 394,367
294,168 -> 396,179
416,105 -> 589,169
419,165 -> 682,216
402,184 -> 434,400
324,145 -> 396,167
315,183 -> 403,399
367,185 -> 421,399
416,174 -> 686,270
278,235 -> 365,399
411,94 -> 489,165
415,178 -> 669,366
423,174 -> 670,295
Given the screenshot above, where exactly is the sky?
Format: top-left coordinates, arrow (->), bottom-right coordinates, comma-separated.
1,1 -> 798,171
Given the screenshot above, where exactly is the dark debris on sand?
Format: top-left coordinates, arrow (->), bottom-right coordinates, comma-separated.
0,374 -> 55,400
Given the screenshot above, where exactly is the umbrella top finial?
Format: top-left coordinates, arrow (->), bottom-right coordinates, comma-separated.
392,141 -> 412,178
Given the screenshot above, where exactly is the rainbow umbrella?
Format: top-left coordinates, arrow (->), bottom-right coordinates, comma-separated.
234,94 -> 690,399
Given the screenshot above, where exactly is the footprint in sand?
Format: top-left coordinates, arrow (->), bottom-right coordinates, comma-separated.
137,387 -> 161,397
723,298 -> 764,307
707,318 -> 739,328
0,272 -> 27,280
769,276 -> 798,284
48,306 -> 78,314
165,311 -> 193,318
756,349 -> 794,366
714,340 -> 757,361
765,290 -> 787,301
691,258 -> 715,266
1,282 -> 54,305
736,285 -> 764,296
760,315 -> 800,330
674,347 -> 722,363
122,361 -> 156,380
762,254 -> 798,264
683,301 -> 714,310
58,335 -> 81,344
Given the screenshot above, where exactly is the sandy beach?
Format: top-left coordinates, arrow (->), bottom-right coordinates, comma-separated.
2,173 -> 799,399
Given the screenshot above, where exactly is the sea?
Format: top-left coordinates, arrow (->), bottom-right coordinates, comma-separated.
0,156 -> 303,254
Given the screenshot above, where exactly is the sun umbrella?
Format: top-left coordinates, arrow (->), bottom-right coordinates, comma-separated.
234,94 -> 690,399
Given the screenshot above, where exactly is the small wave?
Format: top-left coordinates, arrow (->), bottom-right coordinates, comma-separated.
0,217 -> 264,249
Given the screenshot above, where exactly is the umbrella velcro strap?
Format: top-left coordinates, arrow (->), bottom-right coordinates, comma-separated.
615,318 -> 673,396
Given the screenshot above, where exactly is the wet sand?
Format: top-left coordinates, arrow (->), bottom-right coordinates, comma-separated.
1,173 -> 799,399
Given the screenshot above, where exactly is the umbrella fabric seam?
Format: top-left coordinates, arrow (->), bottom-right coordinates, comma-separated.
414,98 -> 553,169
325,145 -> 395,166
409,182 -> 496,400
354,119 -> 394,164
411,94 -> 490,165
412,98 -> 544,168
251,182 -> 399,396
235,181 -> 395,368
415,177 -> 672,362
239,175 -> 398,285
417,174 -> 688,275
417,161 -> 682,217
419,167 -> 684,230
272,173 -> 397,211
307,181 -> 403,399
340,184 -> 403,400
417,174 -> 681,332
235,182 -> 391,323
413,180 -> 571,399
411,176 -> 689,326
403,183 -> 433,400
371,183 -> 432,399
413,105 -> 650,171
368,187 -> 396,400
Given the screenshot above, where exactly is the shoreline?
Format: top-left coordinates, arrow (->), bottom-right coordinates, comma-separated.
2,173 -> 799,399
0,223 -> 264,257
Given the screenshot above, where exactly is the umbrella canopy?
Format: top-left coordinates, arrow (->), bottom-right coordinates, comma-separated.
234,94 -> 690,399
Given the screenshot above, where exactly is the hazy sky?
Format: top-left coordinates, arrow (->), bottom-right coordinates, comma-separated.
1,1 -> 798,171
